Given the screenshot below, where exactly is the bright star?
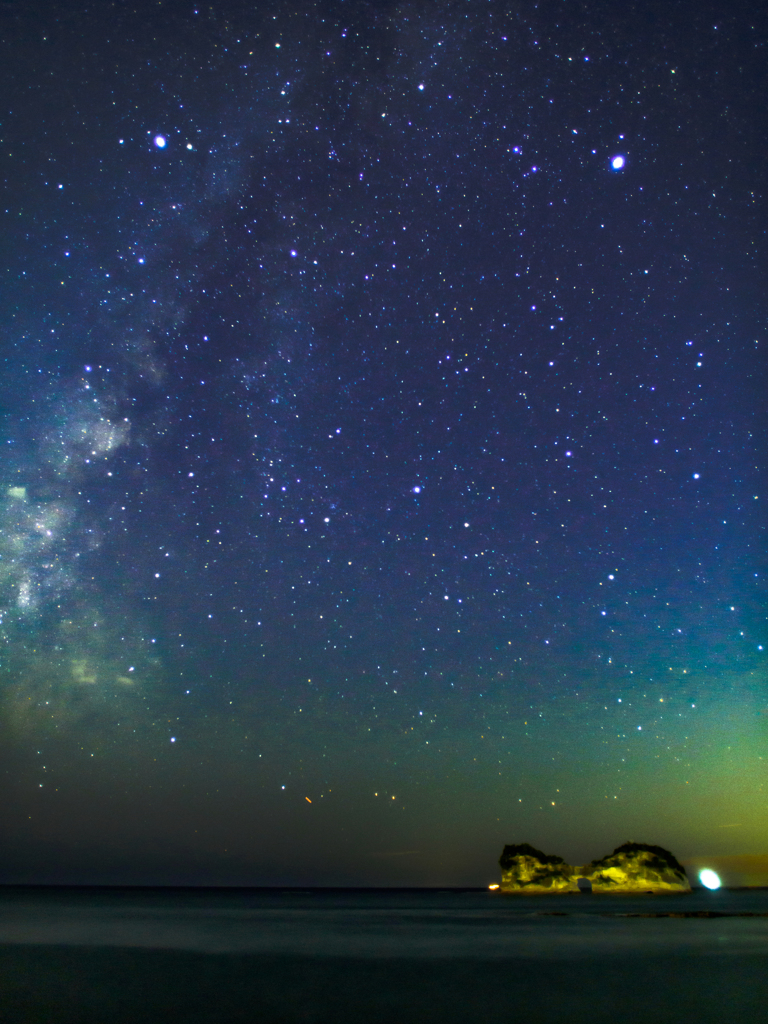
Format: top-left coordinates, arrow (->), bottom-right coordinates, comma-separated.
154,135 -> 167,148
610,155 -> 625,170
699,869 -> 721,890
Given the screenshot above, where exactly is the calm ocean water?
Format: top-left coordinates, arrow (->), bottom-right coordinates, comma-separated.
0,886 -> 766,1022
1,885 -> 767,956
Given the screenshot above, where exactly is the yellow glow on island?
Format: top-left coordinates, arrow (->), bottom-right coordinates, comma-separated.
488,884 -> 499,890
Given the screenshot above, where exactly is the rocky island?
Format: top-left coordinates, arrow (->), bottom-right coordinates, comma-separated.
498,842 -> 691,893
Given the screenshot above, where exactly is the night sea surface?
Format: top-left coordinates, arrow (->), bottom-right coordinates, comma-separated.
1,887 -> 767,1023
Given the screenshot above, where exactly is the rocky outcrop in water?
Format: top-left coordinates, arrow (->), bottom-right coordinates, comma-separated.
581,842 -> 691,893
498,843 -> 576,892
498,842 -> 691,893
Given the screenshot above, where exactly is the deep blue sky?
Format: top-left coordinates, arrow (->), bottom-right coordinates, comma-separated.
0,0 -> 765,886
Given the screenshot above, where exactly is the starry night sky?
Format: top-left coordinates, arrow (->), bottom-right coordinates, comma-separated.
1,0 -> 765,887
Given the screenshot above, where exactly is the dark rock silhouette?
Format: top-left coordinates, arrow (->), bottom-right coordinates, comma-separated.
498,842 -> 691,893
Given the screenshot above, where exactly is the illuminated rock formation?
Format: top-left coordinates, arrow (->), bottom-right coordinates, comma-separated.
498,842 -> 691,893
498,843 -> 579,892
581,842 -> 691,893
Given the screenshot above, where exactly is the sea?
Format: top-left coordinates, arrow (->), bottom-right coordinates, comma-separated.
0,885 -> 766,1023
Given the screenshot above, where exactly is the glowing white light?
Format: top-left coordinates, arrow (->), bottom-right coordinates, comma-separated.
412,486 -> 421,494
611,155 -> 625,170
699,869 -> 721,890
154,135 -> 167,148
418,83 -> 424,90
